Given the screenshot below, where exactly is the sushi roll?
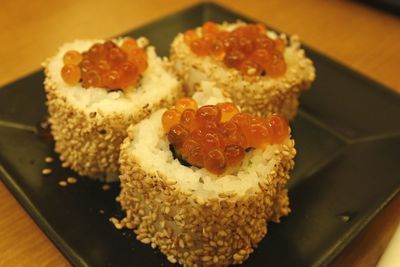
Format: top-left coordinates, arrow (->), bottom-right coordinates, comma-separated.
43,37 -> 181,181
117,82 -> 296,266
170,21 -> 316,120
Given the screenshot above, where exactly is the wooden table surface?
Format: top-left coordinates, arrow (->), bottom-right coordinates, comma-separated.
0,0 -> 399,266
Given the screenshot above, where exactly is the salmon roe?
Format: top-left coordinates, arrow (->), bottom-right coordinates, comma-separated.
183,22 -> 286,78
60,38 -> 148,90
162,98 -> 289,175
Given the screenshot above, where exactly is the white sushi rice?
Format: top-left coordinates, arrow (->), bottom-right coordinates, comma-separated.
43,38 -> 181,180
130,109 -> 280,197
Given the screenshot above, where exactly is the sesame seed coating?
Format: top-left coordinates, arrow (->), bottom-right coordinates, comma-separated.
43,54 -> 182,181
118,124 -> 295,266
42,168 -> 52,175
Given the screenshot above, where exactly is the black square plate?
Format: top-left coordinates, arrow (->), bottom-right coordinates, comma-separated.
1,3 -> 399,267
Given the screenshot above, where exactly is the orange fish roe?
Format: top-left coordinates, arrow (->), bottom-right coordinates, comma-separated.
60,38 -> 148,90
63,50 -> 83,65
162,98 -> 289,174
61,64 -> 81,86
183,22 -> 287,78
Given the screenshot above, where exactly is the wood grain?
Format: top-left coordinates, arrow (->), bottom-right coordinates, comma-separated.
0,0 -> 399,266
0,181 -> 70,267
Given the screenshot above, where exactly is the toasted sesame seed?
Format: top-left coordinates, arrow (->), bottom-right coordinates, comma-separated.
164,206 -> 170,214
58,181 -> 67,187
44,157 -> 54,163
102,184 -> 111,191
233,253 -> 243,261
42,168 -> 52,175
201,255 -> 212,262
141,238 -> 151,244
110,217 -> 124,229
110,217 -> 118,224
67,177 -> 77,184
167,255 -> 177,264
239,249 -> 248,255
213,255 -> 219,263
61,162 -> 69,168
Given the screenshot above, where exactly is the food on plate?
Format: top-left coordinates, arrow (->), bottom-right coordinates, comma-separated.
171,21 -> 315,119
43,37 -> 181,181
117,82 -> 296,266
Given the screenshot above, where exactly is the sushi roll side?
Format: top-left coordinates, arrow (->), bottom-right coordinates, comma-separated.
117,82 -> 296,266
171,21 -> 315,120
43,38 -> 181,181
